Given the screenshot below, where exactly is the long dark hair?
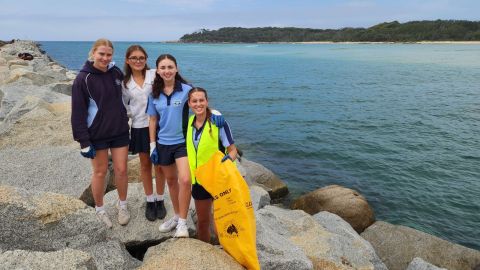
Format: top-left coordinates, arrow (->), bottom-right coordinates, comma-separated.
152,54 -> 188,99
123,45 -> 149,88
188,87 -> 213,136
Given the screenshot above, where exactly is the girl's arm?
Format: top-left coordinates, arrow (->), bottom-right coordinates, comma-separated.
219,120 -> 237,160
121,87 -> 132,118
149,116 -> 157,144
226,144 -> 238,161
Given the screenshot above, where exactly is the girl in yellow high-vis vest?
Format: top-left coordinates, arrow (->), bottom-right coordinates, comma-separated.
186,87 -> 238,243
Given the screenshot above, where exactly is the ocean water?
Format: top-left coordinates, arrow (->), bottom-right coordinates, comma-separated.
40,41 -> 480,250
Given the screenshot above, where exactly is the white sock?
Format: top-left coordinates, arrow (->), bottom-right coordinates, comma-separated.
156,194 -> 164,201
146,194 -> 155,202
95,205 -> 105,213
172,214 -> 179,221
119,200 -> 128,209
178,218 -> 187,226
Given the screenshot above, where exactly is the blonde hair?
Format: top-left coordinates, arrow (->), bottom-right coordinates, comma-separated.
88,38 -> 114,60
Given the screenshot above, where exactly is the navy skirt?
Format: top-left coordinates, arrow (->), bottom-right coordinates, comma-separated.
129,127 -> 150,154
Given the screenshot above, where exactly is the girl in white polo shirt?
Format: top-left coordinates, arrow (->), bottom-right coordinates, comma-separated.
122,45 -> 166,221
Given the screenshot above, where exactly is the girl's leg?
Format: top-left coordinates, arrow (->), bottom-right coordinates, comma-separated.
154,165 -> 166,197
175,157 -> 192,220
111,146 -> 130,225
160,164 -> 179,215
139,152 -> 157,221
195,199 -> 213,243
91,149 -> 112,228
139,152 -> 153,196
158,164 -> 180,232
111,146 -> 129,201
90,149 -> 109,207
154,165 -> 167,219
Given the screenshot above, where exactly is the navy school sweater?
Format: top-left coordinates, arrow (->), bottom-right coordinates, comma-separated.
71,61 -> 129,148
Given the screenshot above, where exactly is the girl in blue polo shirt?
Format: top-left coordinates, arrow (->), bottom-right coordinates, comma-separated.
122,45 -> 166,222
147,54 -> 224,238
147,54 -> 193,238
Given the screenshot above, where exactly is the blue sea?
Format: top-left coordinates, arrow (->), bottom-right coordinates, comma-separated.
40,41 -> 480,250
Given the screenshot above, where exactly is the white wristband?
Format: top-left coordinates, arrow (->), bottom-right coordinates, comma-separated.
150,142 -> 156,156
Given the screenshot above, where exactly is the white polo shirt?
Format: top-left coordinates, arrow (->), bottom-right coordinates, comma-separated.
122,69 -> 156,128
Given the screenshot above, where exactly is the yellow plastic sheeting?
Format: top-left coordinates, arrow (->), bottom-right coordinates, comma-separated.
195,151 -> 260,270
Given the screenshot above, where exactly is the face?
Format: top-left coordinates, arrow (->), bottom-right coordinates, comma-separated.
156,58 -> 177,82
92,45 -> 113,71
126,50 -> 147,71
188,91 -> 208,116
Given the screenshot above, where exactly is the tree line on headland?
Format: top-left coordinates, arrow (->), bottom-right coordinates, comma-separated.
179,20 -> 480,43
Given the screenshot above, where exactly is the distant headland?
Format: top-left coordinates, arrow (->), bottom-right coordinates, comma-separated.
179,20 -> 480,43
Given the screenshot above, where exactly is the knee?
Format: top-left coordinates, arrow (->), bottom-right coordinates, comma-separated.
92,170 -> 107,179
179,176 -> 191,187
140,162 -> 152,174
166,177 -> 178,187
114,166 -> 127,177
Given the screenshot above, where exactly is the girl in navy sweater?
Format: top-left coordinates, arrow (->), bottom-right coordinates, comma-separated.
71,38 -> 130,228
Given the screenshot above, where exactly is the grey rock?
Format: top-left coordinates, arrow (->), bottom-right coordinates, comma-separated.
0,147 -> 92,200
140,238 -> 244,270
258,205 -> 385,270
5,68 -> 57,85
250,184 -> 270,211
0,185 -> 107,252
361,221 -> 480,270
256,208 -> 313,270
406,257 -> 447,270
9,64 -> 33,71
0,83 -> 69,124
239,157 -> 288,200
0,248 -> 96,270
7,59 -> 29,67
0,40 -> 71,129
235,158 -> 248,180
49,81 -> 73,96
313,211 -> 388,270
291,184 -> 375,233
83,240 -> 142,270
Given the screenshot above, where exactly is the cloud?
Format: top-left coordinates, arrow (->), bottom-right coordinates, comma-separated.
119,0 -> 218,9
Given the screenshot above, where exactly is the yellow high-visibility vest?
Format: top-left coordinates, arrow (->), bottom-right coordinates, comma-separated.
186,115 -> 221,185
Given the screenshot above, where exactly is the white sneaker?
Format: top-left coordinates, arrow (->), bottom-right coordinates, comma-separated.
96,211 -> 112,229
159,216 -> 178,233
116,202 -> 130,226
174,223 -> 189,238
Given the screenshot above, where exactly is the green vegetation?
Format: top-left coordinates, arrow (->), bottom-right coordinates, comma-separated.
179,20 -> 480,43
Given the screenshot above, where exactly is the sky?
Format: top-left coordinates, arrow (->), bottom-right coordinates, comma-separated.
1,0 -> 479,41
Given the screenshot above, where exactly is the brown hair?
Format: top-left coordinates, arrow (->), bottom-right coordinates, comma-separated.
152,54 -> 188,99
189,87 -> 213,136
88,38 -> 113,61
123,45 -> 149,88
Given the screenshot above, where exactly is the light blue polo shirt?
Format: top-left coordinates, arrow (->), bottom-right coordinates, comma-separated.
147,81 -> 192,145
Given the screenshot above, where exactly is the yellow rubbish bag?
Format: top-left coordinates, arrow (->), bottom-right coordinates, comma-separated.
195,151 -> 260,270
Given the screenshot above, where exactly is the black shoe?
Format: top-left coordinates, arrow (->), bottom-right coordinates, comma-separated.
145,201 -> 156,221
156,200 -> 166,220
